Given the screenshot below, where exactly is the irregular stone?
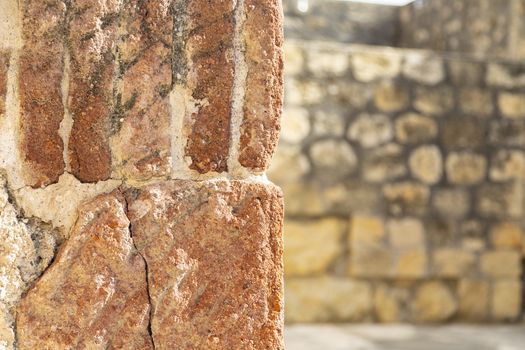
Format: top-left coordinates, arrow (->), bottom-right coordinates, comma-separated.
480,251 -> 521,278
337,81 -> 373,109
127,180 -> 284,349
446,152 -> 486,185
178,0 -> 236,174
460,219 -> 486,252
0,51 -> 8,116
498,92 -> 525,119
349,215 -> 390,278
14,173 -> 121,235
426,218 -> 457,248
362,143 -> 406,182
374,81 -> 409,112
351,51 -> 401,82
239,0 -> 284,172
312,109 -> 345,137
394,249 -> 427,279
383,182 -> 430,216
374,283 -> 411,323
409,145 -> 442,184
490,222 -> 523,249
267,145 -> 310,185
459,88 -> 493,116
307,49 -> 348,76
284,218 -> 345,276
395,113 -> 438,144
413,282 -> 457,323
486,63 -> 525,88
442,119 -> 485,149
490,150 -> 525,181
414,86 -> 454,115
448,60 -> 483,86
67,0 -> 121,182
432,249 -> 476,278
0,176 -> 57,350
432,188 -> 470,218
16,192 -> 153,349
283,42 -> 304,75
387,218 -> 424,248
280,106 -> 310,143
19,0 -> 66,187
402,54 -> 444,85
285,277 -> 372,323
476,182 -> 523,218
309,139 -> 357,180
489,119 -> 525,147
111,1 -> 173,181
492,279 -> 522,321
284,78 -> 324,106
348,113 -> 393,148
458,279 -> 489,320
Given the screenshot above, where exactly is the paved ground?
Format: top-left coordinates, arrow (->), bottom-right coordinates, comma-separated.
285,324 -> 525,350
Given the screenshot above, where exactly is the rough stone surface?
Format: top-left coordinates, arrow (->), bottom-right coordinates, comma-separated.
19,0 -> 66,187
285,277 -> 372,323
66,0 -> 120,183
0,176 -> 57,350
409,145 -> 442,185
127,180 -> 284,349
284,218 -> 345,277
239,0 -> 284,172
111,0 -> 173,182
413,282 -> 457,323
16,191 -> 153,349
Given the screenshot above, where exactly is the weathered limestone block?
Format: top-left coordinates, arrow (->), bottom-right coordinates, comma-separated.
16,192 -> 153,349
111,0 -> 173,181
67,0 -> 121,182
238,0 -> 284,172
19,0 -> 66,187
127,180 -> 284,349
0,176 -> 57,350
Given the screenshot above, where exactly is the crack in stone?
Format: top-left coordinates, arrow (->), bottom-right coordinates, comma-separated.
123,193 -> 156,350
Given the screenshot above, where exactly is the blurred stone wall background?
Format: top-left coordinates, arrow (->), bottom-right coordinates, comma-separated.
272,0 -> 525,323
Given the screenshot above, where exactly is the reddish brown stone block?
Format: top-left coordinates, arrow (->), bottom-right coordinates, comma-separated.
183,1 -> 236,173
112,0 -> 173,181
239,0 -> 284,172
127,180 -> 284,349
0,51 -> 9,116
19,0 -> 66,187
16,191 -> 153,349
67,0 -> 121,182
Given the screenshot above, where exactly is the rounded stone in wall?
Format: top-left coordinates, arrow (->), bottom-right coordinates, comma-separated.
409,145 -> 443,184
348,113 -> 393,148
309,139 -> 357,180
446,152 -> 487,185
413,282 -> 457,322
395,113 -> 438,144
402,53 -> 444,85
280,106 -> 311,144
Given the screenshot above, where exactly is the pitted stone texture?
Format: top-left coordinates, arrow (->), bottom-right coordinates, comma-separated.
16,191 -> 153,350
111,0 -> 173,182
182,1 -> 236,174
127,180 -> 284,350
67,0 -> 121,182
19,0 -> 66,187
238,0 -> 284,172
0,51 -> 8,117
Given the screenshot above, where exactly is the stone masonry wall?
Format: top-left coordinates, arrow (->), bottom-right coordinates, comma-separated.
0,0 -> 285,349
271,40 -> 525,323
399,0 -> 525,61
